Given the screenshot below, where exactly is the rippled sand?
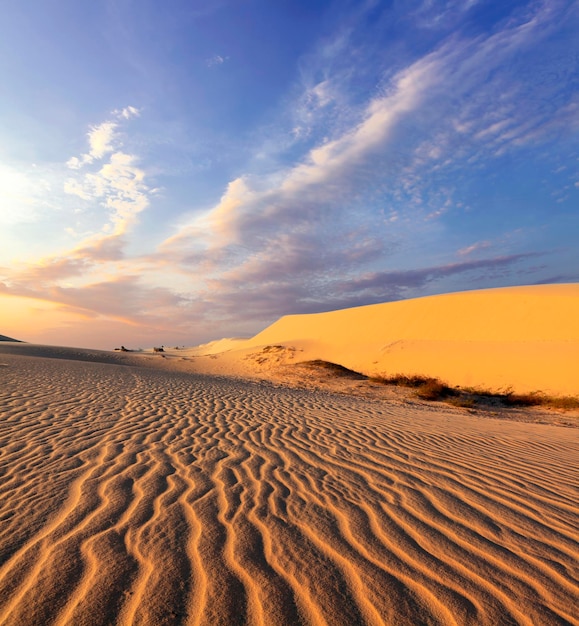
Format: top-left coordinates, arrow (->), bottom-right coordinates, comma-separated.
0,350 -> 577,625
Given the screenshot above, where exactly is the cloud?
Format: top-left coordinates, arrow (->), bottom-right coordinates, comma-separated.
88,122 -> 117,159
199,3 -> 562,229
116,106 -> 141,120
147,1 -> 574,337
67,121 -> 117,169
64,110 -> 150,238
457,240 -> 492,257
67,106 -> 140,169
0,107 -> 153,327
206,54 -> 228,67
410,0 -> 482,30
179,253 -> 542,328
162,1 -> 562,279
0,272 -> 187,331
331,254 -> 540,303
166,45 -> 447,258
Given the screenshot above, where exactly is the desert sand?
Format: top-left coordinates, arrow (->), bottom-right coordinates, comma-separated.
178,283 -> 579,396
0,284 -> 578,625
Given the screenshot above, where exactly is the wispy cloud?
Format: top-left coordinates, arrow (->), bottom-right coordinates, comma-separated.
162,1 -> 566,281
140,0 -> 579,339
115,105 -> 141,120
457,240 -> 492,257
64,108 -> 150,238
206,54 -> 229,67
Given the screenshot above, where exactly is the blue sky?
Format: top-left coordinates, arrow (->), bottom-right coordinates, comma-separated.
1,0 -> 578,349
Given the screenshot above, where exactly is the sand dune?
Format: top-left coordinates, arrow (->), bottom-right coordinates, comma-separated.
0,345 -> 577,625
243,283 -> 579,395
183,284 -> 579,396
0,335 -> 21,343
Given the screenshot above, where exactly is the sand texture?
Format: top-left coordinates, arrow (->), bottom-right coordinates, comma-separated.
1,346 -> 578,625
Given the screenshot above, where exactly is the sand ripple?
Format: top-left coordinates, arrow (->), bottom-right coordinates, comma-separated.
0,354 -> 577,625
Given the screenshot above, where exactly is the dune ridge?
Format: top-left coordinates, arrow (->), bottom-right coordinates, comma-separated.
183,284 -> 579,397
245,284 -> 579,395
1,348 -> 577,625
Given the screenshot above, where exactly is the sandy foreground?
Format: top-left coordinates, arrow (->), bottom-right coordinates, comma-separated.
0,340 -> 578,626
1,285 -> 579,625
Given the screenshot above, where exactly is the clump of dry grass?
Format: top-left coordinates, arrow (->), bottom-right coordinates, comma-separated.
370,374 -> 456,400
371,374 -> 579,411
415,380 -> 455,400
370,374 -> 437,388
503,392 -> 579,410
545,396 -> 579,410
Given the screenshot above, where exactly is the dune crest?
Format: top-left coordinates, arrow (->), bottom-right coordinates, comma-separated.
193,284 -> 579,396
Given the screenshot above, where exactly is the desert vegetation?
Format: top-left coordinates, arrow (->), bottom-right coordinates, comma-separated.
370,373 -> 579,410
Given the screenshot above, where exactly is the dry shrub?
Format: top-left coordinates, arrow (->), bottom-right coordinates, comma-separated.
356,372 -> 578,412
504,392 -> 545,407
546,396 -> 579,410
371,373 -> 455,401
415,380 -> 455,401
371,374 -> 440,388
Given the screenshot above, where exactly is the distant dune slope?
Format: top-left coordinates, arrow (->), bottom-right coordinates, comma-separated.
243,284 -> 579,395
0,334 -> 22,342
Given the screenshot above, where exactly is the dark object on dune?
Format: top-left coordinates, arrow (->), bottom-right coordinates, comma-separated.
153,346 -> 164,352
299,360 -> 367,380
0,334 -> 23,342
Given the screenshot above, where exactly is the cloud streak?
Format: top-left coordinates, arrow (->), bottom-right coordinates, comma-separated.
158,1 -> 569,315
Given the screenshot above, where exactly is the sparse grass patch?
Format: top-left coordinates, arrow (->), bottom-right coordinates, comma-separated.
545,396 -> 579,410
370,374 -> 456,401
370,374 -> 438,387
503,392 -> 546,407
415,379 -> 456,401
503,393 -> 579,410
371,373 -> 579,411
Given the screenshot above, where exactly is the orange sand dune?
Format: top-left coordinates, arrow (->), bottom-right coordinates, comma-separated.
200,284 -> 578,395
0,343 -> 578,625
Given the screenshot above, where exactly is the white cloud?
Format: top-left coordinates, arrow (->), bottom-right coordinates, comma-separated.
67,107 -> 140,171
206,54 -> 228,67
117,106 -> 140,120
158,0 -> 571,308
88,121 -> 118,160
183,47 -> 445,250
63,109 -> 150,239
63,178 -> 93,201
